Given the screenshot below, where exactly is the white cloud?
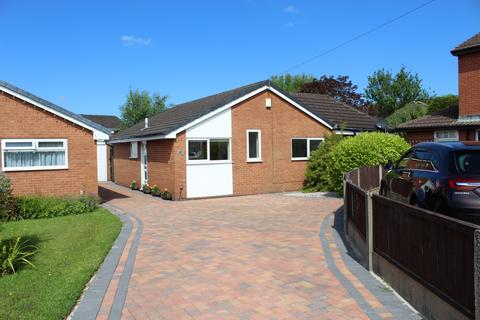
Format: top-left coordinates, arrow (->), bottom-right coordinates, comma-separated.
283,5 -> 298,13
284,21 -> 295,28
121,35 -> 152,47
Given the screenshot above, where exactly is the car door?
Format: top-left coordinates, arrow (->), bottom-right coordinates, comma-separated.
386,149 -> 416,203
411,148 -> 440,210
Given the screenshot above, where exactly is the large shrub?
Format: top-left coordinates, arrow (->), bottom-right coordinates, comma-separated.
16,195 -> 99,220
304,134 -> 344,192
329,132 -> 410,193
0,173 -> 19,221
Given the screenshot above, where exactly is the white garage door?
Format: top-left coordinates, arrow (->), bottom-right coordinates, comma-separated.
186,163 -> 233,198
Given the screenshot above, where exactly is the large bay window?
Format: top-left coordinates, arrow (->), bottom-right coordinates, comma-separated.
291,138 -> 324,160
187,139 -> 230,162
2,139 -> 68,171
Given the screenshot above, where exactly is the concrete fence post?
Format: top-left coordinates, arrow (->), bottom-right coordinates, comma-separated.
475,229 -> 480,319
365,191 -> 374,271
378,165 -> 383,189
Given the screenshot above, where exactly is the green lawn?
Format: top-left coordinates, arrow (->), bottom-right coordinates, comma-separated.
0,209 -> 122,320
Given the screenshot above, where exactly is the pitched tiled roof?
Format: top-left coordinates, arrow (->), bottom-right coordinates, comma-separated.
0,80 -> 111,134
451,32 -> 480,56
81,114 -> 123,131
112,81 -> 378,141
289,93 -> 378,131
397,105 -> 480,129
112,81 -> 270,141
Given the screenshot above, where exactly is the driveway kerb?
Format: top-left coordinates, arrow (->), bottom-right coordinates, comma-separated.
69,205 -> 133,320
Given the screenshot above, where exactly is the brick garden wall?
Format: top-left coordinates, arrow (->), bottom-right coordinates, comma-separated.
0,92 -> 98,196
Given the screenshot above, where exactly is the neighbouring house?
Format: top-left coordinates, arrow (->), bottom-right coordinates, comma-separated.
0,80 -> 111,195
110,80 -> 377,200
398,32 -> 480,144
81,114 -> 123,133
81,114 -> 123,181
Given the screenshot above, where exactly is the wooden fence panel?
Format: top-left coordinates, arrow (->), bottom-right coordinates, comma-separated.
345,182 -> 367,239
372,194 -> 476,318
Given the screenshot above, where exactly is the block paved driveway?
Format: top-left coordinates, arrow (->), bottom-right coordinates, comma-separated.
93,183 -> 419,320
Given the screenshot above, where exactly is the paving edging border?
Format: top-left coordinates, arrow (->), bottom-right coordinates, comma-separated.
69,204 -> 133,320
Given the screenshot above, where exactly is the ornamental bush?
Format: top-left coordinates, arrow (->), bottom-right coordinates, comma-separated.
0,173 -> 19,221
328,132 -> 410,193
303,134 -> 344,192
16,195 -> 99,220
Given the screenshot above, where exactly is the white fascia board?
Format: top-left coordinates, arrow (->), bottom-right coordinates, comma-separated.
0,85 -> 109,141
109,134 -> 167,144
334,130 -> 355,136
164,85 -> 334,139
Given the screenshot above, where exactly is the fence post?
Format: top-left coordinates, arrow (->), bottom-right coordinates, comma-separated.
365,191 -> 373,271
343,178 -> 348,235
378,165 -> 383,188
475,229 -> 480,320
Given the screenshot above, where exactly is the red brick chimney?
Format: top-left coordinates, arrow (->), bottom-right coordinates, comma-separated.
452,33 -> 480,121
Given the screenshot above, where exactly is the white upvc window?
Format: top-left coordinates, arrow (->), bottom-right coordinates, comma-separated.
434,130 -> 459,142
246,130 -> 262,162
291,138 -> 324,160
1,139 -> 68,171
187,138 -> 231,163
130,142 -> 138,158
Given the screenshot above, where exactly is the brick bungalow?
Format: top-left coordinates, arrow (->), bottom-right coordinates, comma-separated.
0,81 -> 111,195
110,80 -> 377,200
398,32 -> 480,144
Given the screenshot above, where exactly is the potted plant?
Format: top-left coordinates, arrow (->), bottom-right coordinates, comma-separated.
131,180 -> 139,190
151,185 -> 161,197
142,183 -> 151,194
161,188 -> 172,200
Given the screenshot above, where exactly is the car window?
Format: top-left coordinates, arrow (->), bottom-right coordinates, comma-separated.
413,149 -> 438,171
456,151 -> 480,174
396,150 -> 415,170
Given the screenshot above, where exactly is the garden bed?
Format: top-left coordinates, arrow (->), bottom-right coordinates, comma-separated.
0,209 -> 121,320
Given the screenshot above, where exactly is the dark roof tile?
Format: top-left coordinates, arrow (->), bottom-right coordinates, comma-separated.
81,114 -> 123,131
451,32 -> 480,56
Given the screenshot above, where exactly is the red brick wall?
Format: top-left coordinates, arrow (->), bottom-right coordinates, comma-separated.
403,128 -> 473,145
173,131 -> 187,200
146,139 -> 175,195
112,142 -> 140,187
231,91 -> 331,195
458,51 -> 480,116
0,92 -> 98,196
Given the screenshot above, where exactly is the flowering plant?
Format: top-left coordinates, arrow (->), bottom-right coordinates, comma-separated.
142,184 -> 151,194
151,185 -> 161,196
131,180 -> 139,190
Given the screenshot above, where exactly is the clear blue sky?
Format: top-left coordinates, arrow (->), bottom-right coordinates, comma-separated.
1,1 -> 479,116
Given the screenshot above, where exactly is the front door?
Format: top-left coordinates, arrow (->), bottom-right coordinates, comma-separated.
140,141 -> 148,187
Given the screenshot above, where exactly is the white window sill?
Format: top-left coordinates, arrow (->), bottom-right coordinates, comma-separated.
2,166 -> 69,172
291,157 -> 308,161
187,160 -> 233,165
246,159 -> 262,163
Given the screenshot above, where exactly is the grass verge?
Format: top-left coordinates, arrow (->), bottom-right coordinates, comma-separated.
0,208 -> 122,320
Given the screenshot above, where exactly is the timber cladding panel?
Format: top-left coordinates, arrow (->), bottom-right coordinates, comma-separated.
112,142 -> 140,188
231,91 -> 331,195
0,92 -> 98,196
459,51 -> 480,117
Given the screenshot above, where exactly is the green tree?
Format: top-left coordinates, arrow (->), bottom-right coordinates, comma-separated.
364,66 -> 432,117
386,101 -> 429,128
270,73 -> 315,93
427,94 -> 458,114
120,89 -> 168,128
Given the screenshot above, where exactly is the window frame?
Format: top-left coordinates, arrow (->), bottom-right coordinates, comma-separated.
1,138 -> 68,172
130,142 -> 138,159
291,137 -> 324,161
246,129 -> 262,162
434,130 -> 459,142
186,138 -> 232,164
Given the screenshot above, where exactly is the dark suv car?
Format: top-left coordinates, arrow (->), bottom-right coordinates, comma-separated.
380,141 -> 480,222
